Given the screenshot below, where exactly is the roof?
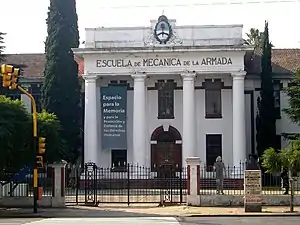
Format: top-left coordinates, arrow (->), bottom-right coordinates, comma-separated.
2,53 -> 84,78
1,49 -> 299,78
245,48 -> 300,75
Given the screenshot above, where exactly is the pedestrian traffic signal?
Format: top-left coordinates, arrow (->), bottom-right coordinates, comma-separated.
36,156 -> 44,169
38,137 -> 46,155
1,64 -> 20,89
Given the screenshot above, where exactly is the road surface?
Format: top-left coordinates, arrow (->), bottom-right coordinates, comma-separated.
2,216 -> 300,225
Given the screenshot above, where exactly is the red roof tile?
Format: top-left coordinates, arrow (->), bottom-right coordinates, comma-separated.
2,53 -> 84,77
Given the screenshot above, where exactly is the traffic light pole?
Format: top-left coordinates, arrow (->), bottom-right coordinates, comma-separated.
17,85 -> 39,213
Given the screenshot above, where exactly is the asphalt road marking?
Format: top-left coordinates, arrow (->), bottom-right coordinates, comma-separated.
23,217 -> 180,225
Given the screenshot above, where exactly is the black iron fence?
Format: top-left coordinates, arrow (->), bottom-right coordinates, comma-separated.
65,162 -> 300,205
0,167 -> 53,197
65,163 -> 187,205
200,163 -> 300,195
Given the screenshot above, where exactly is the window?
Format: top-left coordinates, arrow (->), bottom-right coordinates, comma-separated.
6,90 -> 21,100
120,80 -> 127,84
204,80 -> 222,118
157,80 -> 175,119
273,81 -> 281,118
111,150 -> 127,172
29,84 -> 42,112
206,134 -> 222,171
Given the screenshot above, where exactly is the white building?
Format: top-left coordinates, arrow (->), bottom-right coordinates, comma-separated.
72,15 -> 300,171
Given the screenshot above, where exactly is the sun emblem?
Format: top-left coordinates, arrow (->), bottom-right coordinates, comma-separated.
154,15 -> 172,44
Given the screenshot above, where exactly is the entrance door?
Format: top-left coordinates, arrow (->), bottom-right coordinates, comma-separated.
151,142 -> 182,175
156,142 -> 179,166
150,126 -> 182,175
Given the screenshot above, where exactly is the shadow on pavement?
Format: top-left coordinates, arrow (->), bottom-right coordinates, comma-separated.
0,206 -> 169,218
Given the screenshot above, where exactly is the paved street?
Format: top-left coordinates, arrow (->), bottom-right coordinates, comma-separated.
0,218 -> 42,225
0,217 -> 299,225
178,217 -> 300,225
6,217 -> 180,225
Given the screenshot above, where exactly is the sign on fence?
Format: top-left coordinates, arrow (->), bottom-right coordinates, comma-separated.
101,85 -> 127,150
244,170 -> 262,212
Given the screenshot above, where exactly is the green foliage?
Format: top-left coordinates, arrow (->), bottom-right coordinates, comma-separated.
283,69 -> 300,124
282,133 -> 300,141
262,140 -> 300,174
261,148 -> 281,173
41,0 -> 82,164
256,21 -> 277,158
245,27 -> 274,49
36,110 -> 67,163
0,95 -> 33,174
0,95 -> 66,178
245,28 -> 264,49
0,32 -> 6,62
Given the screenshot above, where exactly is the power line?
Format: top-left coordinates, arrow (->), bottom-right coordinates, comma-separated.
98,0 -> 299,9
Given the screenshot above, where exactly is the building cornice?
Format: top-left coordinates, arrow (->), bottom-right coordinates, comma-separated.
72,46 -> 253,55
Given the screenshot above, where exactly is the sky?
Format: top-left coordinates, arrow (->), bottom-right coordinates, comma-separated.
0,0 -> 299,54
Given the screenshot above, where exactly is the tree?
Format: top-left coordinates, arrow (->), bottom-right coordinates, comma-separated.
0,95 -> 33,177
41,0 -> 82,164
283,69 -> 300,124
0,32 -> 6,62
245,28 -> 264,49
37,110 -> 67,164
262,141 -> 300,212
245,27 -> 274,49
0,95 -> 67,173
256,21 -> 277,158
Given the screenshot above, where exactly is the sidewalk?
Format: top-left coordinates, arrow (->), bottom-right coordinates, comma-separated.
81,205 -> 300,217
0,205 -> 300,218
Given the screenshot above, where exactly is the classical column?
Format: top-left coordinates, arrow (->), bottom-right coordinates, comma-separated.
83,75 -> 98,165
131,72 -> 147,166
232,71 -> 247,173
181,71 -> 196,165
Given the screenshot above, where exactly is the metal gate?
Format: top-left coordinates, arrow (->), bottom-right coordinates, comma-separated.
65,163 -> 187,205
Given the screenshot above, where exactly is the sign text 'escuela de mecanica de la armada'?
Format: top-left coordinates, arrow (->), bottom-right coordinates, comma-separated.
96,57 -> 233,68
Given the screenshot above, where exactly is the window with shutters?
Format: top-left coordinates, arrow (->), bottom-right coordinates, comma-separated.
204,80 -> 222,118
157,80 -> 175,119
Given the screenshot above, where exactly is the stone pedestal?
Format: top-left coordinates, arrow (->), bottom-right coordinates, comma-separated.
186,157 -> 201,206
244,170 -> 262,212
48,162 -> 67,207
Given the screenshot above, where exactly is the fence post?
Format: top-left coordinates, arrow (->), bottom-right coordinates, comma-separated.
48,161 -> 67,207
186,157 -> 201,206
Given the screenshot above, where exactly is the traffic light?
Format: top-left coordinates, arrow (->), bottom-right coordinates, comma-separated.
1,64 -> 13,74
36,156 -> 44,169
38,137 -> 46,154
36,137 -> 46,169
1,64 -> 20,89
10,68 -> 20,90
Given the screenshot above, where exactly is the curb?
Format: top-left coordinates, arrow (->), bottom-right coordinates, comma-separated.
186,213 -> 300,217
